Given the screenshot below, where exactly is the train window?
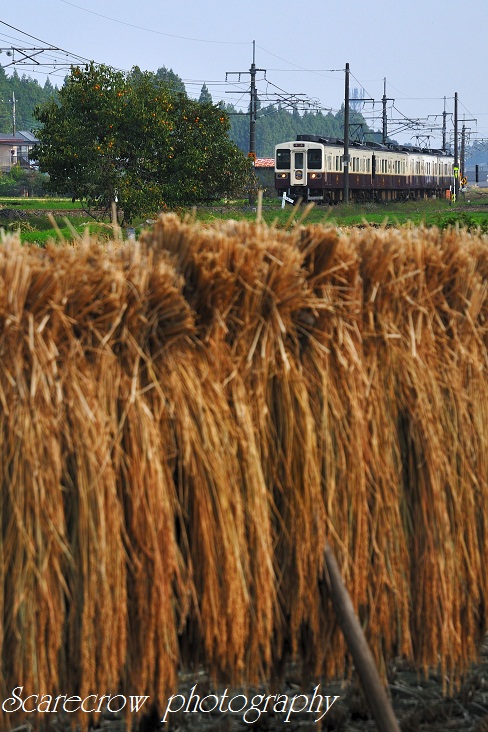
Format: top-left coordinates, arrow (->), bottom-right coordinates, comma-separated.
276,149 -> 291,169
308,149 -> 322,169
366,158 -> 371,173
294,152 -> 304,168
327,155 -> 332,170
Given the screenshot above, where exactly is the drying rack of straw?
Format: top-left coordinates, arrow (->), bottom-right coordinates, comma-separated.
0,213 -> 487,729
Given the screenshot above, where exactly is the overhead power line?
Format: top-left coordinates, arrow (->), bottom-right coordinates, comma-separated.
59,0 -> 249,45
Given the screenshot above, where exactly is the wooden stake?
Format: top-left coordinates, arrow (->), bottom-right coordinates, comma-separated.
256,188 -> 263,224
324,543 -> 401,732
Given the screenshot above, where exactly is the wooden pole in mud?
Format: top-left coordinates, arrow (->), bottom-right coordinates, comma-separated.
324,543 -> 401,732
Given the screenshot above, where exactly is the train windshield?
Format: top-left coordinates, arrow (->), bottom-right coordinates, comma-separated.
276,149 -> 291,169
307,149 -> 322,169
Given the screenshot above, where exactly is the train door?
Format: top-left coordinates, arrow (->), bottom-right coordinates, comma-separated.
291,150 -> 305,186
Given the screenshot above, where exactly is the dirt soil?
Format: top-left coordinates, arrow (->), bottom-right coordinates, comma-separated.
36,638 -> 488,732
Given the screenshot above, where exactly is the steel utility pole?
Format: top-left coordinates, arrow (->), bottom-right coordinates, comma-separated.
343,63 -> 350,204
381,78 -> 394,144
459,115 -> 476,182
225,41 -> 266,204
12,91 -> 16,136
454,92 -> 459,200
249,41 -> 257,166
442,97 -> 447,152
225,41 -> 266,164
460,122 -> 465,182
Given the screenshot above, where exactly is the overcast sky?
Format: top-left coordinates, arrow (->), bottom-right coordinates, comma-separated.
1,0 -> 487,148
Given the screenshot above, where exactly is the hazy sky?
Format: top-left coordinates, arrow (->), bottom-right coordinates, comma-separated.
1,0 -> 487,148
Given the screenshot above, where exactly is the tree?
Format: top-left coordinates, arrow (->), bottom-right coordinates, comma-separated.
0,67 -> 56,133
155,66 -> 187,96
198,83 -> 212,105
33,63 -> 252,223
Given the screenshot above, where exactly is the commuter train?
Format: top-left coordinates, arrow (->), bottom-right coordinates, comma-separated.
274,135 -> 454,203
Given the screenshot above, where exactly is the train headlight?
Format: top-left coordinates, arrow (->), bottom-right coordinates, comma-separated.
310,173 -> 322,179
277,173 -> 288,178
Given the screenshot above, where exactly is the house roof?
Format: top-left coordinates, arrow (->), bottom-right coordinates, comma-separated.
0,131 -> 39,144
255,157 -> 275,168
17,131 -> 39,142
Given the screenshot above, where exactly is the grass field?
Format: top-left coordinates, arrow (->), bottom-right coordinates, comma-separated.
2,188 -> 488,244
0,197 -> 83,210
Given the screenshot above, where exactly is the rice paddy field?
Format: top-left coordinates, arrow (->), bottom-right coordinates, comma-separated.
2,186 -> 488,242
1,210 -> 488,730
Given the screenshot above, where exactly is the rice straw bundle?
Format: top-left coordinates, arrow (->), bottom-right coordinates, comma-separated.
0,215 -> 487,729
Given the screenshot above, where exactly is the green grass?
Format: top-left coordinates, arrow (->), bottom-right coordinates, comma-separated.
0,197 -> 82,210
18,223 -> 113,246
192,195 -> 488,231
2,191 -> 488,245
1,215 -> 118,246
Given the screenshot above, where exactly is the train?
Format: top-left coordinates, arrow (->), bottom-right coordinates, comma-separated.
274,135 -> 454,204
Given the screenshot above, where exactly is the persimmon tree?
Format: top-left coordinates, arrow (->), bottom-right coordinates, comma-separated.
34,63 -> 252,223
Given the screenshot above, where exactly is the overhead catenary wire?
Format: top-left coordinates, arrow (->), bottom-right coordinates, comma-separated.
59,0 -> 250,45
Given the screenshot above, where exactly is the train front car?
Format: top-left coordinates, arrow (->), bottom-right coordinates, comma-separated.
275,135 -> 454,203
274,139 -> 326,203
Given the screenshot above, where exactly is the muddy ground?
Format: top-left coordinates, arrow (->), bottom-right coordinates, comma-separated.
35,638 -> 488,732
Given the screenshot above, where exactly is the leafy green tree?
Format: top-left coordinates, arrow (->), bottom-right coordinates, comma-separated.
161,94 -> 251,204
155,66 -> 187,95
0,166 -> 48,196
33,63 -> 252,223
198,83 -> 212,105
34,64 -> 126,213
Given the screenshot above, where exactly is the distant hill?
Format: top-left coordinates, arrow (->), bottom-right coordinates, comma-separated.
0,64 -> 381,160
0,66 -> 57,134
222,102 -> 381,159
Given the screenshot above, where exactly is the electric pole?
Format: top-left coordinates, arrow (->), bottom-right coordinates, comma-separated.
459,116 -> 476,183
12,91 -> 16,136
343,63 -> 350,204
442,97 -> 447,153
454,92 -> 459,200
226,41 -> 266,164
226,40 -> 266,204
249,41 -> 257,166
460,122 -> 465,182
